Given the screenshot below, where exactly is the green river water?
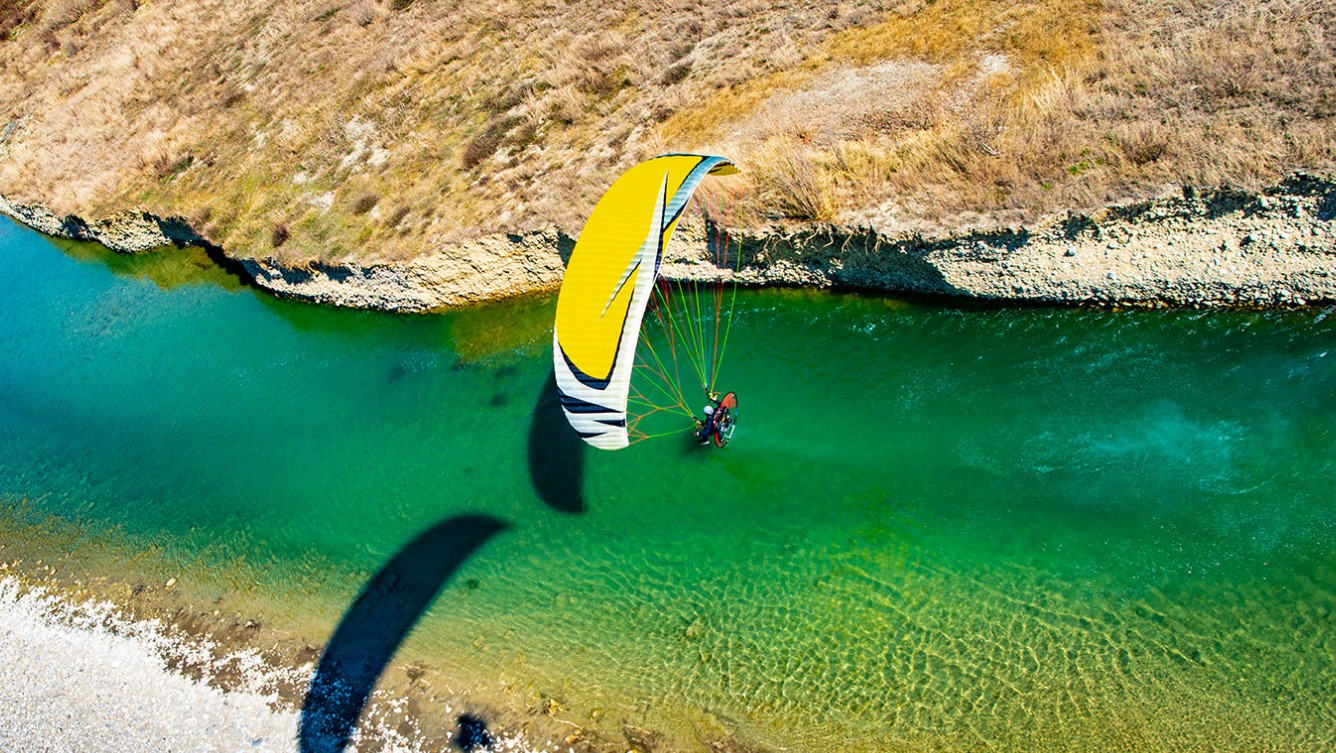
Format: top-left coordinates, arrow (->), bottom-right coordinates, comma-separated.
1,215 -> 1333,752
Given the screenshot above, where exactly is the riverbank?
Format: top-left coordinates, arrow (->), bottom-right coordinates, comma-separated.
3,219 -> 1334,753
0,574 -> 304,753
0,514 -> 581,753
0,491 -> 750,753
3,173 -> 1334,311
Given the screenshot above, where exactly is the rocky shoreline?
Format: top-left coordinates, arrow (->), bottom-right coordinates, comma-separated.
0,503 -> 746,753
0,555 -> 745,753
3,173 -> 1335,310
0,574 -> 306,753
0,527 -> 579,753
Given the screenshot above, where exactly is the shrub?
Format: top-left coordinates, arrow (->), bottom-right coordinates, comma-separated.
386,206 -> 410,229
1112,123 -> 1171,166
271,222 -> 290,248
460,115 -> 523,169
659,60 -> 692,86
351,193 -> 379,214
752,136 -> 835,221
40,0 -> 96,31
347,0 -> 377,27
1,2 -> 36,39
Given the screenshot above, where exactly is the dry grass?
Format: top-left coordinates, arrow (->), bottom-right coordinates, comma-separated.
705,0 -> 1335,228
38,0 -> 97,31
0,0 -> 1331,261
1,2 -> 37,40
749,135 -> 836,222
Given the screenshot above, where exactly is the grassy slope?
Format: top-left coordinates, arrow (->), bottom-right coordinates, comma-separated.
0,0 -> 1332,264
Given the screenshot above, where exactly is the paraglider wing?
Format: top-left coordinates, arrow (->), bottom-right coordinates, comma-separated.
553,154 -> 737,450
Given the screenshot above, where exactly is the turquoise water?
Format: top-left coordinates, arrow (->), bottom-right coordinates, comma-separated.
2,215 -> 1334,751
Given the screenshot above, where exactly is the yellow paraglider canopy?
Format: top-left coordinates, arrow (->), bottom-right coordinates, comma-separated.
553,154 -> 737,450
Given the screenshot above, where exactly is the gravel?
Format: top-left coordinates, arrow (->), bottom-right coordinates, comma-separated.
0,577 -> 300,753
0,577 -> 555,753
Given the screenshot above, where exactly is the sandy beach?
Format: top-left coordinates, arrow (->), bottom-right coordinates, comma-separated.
0,575 -> 301,752
0,575 -> 538,753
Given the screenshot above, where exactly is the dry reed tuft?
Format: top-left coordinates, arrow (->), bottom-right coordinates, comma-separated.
350,193 -> 378,214
38,0 -> 97,31
1,2 -> 36,39
749,135 -> 836,222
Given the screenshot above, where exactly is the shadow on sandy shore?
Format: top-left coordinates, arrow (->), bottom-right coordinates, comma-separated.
526,372 -> 586,514
299,514 -> 509,753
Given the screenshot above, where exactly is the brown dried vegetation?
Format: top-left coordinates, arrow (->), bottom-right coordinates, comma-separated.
1,2 -> 38,40
0,0 -> 1331,262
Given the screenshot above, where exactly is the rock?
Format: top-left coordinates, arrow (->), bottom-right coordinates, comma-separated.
684,617 -> 703,641
0,196 -> 207,253
239,228 -> 570,311
5,172 -> 1336,309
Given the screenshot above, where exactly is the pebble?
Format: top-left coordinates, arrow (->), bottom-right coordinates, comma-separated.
0,579 -> 302,753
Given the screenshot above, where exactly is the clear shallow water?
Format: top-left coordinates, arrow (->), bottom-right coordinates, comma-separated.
1,215 -> 1334,751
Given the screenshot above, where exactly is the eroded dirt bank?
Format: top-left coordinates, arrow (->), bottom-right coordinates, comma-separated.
4,173 -> 1334,310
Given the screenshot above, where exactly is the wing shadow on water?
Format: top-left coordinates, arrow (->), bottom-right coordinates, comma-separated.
299,514 -> 509,753
527,372 -> 586,514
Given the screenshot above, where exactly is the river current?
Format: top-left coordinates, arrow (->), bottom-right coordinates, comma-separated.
1,215 -> 1332,751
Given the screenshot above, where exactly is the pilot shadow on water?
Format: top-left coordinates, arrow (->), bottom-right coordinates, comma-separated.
298,515 -> 509,753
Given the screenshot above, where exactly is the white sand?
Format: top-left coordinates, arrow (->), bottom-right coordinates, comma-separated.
0,577 -> 300,753
0,576 -> 553,753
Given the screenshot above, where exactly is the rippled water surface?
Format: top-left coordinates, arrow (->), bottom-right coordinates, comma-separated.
2,216 -> 1333,751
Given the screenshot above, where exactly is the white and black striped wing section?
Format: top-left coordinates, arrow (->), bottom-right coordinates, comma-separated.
552,177 -> 668,450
